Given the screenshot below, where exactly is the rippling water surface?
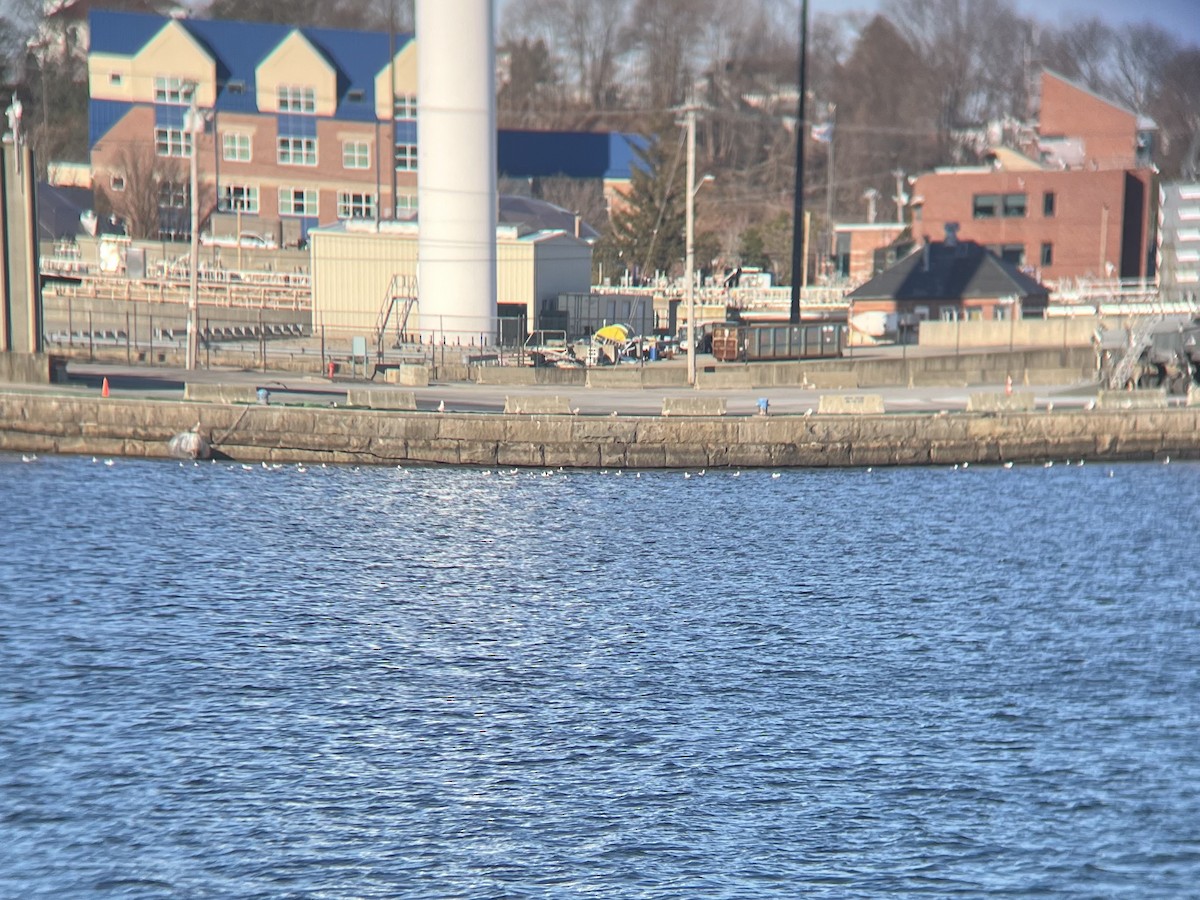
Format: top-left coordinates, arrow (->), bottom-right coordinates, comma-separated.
2,454 -> 1199,897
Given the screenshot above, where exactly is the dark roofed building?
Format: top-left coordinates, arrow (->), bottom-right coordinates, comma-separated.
847,226 -> 1049,343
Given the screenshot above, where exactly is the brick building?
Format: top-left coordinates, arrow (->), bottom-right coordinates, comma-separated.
86,10 -> 641,246
832,223 -> 907,285
909,71 -> 1156,285
847,226 -> 1050,343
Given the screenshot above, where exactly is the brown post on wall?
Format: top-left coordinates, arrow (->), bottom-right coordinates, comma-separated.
0,142 -> 42,354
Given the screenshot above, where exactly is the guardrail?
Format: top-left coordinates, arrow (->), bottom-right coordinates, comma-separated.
41,273 -> 312,311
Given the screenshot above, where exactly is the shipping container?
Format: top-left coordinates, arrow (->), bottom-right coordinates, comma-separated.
711,322 -> 845,362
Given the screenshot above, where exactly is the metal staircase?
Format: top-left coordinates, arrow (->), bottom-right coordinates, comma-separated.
375,275 -> 418,359
1108,315 -> 1163,389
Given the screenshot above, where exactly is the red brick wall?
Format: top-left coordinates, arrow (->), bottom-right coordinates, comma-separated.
1039,72 -> 1139,170
911,167 -> 1149,282
91,106 -> 417,241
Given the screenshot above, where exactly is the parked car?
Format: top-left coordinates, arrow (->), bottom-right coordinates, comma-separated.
199,231 -> 278,249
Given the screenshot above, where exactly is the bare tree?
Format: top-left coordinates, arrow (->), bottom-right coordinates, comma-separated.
884,0 -> 1031,129
502,0 -> 631,110
202,0 -> 410,29
621,0 -> 716,111
831,15 -> 941,222
96,145 -> 218,241
1035,18 -> 1116,93
1110,24 -> 1177,113
1152,48 -> 1200,179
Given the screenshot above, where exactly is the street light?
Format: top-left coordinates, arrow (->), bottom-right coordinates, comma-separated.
684,104 -> 714,388
184,82 -> 204,371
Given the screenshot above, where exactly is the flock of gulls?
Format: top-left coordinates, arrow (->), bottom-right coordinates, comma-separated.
14,454 -> 1172,477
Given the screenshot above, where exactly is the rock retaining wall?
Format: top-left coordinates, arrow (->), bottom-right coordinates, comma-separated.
2,391 -> 1196,469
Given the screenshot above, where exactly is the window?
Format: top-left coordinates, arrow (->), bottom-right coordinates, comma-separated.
995,244 -> 1025,266
223,132 -> 251,162
395,142 -> 417,171
226,80 -> 246,95
974,193 -> 1026,219
343,140 -> 370,169
394,94 -> 417,119
1043,191 -> 1056,217
973,194 -> 999,219
110,174 -> 126,192
220,184 -> 260,214
337,191 -> 376,219
158,181 -> 187,209
1002,193 -> 1027,218
1041,242 -> 1054,266
277,136 -> 317,166
279,187 -> 318,217
277,85 -> 316,113
154,76 -> 192,105
154,126 -> 192,158
109,72 -> 123,86
395,193 -> 418,215
939,306 -> 958,322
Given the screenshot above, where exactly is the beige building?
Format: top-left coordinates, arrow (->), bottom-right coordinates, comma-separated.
310,221 -> 592,340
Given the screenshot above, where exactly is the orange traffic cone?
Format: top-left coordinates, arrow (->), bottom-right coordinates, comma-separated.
101,377 -> 110,398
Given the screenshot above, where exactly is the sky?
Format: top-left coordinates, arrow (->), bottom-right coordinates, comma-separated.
802,0 -> 1200,46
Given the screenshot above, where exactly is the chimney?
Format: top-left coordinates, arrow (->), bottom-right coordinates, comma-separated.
574,213 -> 581,239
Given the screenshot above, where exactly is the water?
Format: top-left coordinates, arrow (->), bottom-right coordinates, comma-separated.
2,455 -> 1199,898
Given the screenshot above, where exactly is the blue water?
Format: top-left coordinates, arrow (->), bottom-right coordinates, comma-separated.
2,454 -> 1199,898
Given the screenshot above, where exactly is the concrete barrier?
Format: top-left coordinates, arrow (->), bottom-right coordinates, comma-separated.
661,396 -> 727,417
475,366 -> 586,386
383,364 -> 430,387
345,388 -> 417,410
183,383 -> 261,404
504,395 -> 573,415
967,392 -> 1036,413
0,352 -> 59,384
1097,389 -> 1168,410
1023,368 -> 1091,385
587,367 -> 650,389
818,394 -> 885,415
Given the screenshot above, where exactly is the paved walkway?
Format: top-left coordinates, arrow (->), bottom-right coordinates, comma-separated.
1,358 -> 1109,417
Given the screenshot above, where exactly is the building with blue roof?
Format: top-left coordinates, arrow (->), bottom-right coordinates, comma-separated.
86,9 -> 641,246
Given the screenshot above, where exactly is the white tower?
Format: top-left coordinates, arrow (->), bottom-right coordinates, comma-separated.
416,0 -> 497,346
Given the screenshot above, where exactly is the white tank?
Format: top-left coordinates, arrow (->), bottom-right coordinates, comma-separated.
416,0 -> 497,346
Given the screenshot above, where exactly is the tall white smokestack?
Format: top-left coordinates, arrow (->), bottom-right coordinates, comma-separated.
416,0 -> 497,345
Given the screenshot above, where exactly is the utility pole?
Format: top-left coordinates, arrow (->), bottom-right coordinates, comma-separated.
789,0 -> 809,324
185,83 -> 202,370
685,102 -> 697,388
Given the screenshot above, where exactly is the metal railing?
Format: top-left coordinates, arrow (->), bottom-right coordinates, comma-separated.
41,272 -> 312,311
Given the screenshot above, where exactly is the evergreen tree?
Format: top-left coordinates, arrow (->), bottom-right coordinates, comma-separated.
596,131 -> 686,285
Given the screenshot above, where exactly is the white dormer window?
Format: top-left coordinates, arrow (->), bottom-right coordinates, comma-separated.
278,85 -> 316,113
394,94 -> 416,120
154,76 -> 193,105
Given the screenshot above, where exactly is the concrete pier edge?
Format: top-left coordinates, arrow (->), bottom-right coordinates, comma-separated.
1,390 -> 1195,469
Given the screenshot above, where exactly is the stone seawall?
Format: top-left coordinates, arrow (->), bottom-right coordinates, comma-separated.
2,391 -> 1196,468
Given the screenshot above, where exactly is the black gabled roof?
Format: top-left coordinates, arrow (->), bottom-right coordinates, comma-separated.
847,239 -> 1049,302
